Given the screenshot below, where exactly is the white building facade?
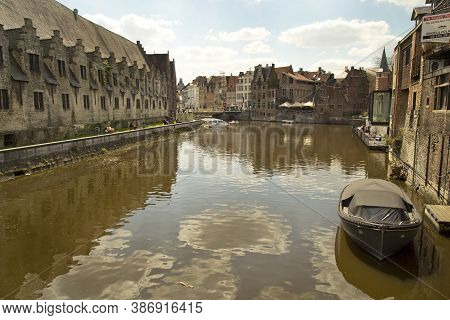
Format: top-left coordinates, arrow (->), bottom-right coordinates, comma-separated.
185,83 -> 200,110
236,71 -> 253,110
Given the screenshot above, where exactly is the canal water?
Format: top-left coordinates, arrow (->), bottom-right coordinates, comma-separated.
0,122 -> 449,300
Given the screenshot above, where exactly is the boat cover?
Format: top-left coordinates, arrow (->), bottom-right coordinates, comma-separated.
341,179 -> 414,210
349,191 -> 410,224
341,179 -> 415,224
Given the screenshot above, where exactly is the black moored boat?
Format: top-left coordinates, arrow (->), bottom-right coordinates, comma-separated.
338,179 -> 422,260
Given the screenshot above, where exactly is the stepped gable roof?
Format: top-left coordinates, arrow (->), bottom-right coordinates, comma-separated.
0,0 -> 148,68
262,65 -> 272,81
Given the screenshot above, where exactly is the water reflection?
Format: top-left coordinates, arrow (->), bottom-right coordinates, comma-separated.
193,123 -> 388,179
179,206 -> 291,256
0,136 -> 179,299
335,226 -> 444,299
0,123 -> 449,300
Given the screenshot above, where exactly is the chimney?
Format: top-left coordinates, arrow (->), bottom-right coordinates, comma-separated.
53,30 -> 60,38
94,46 -> 100,52
73,9 -> 78,20
109,51 -> 115,59
351,66 -> 355,71
76,39 -> 83,46
318,67 -> 322,73
345,66 -> 349,72
272,63 -> 275,68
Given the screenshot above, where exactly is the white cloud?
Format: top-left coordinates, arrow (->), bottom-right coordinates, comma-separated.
174,46 -> 239,63
363,0 -> 424,8
244,41 -> 272,54
84,13 -> 177,49
173,45 -> 285,82
279,18 -> 396,57
206,27 -> 271,42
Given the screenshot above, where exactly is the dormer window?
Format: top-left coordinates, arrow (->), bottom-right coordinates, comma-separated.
0,46 -> 4,67
57,60 -> 66,77
28,54 -> 40,72
125,76 -> 130,86
98,70 -> 104,85
80,65 -> 87,80
0,89 -> 9,110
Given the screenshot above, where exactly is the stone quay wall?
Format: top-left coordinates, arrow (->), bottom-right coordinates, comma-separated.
0,121 -> 201,177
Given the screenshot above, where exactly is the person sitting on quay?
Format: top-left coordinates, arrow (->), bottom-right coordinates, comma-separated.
130,121 -> 138,130
105,123 -> 115,134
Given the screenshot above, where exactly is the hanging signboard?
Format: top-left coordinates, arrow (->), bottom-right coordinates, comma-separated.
422,13 -> 450,43
370,91 -> 391,125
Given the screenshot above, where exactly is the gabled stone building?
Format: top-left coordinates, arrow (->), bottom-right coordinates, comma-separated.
278,72 -> 316,104
225,75 -> 238,109
0,0 -> 177,148
250,64 -> 293,121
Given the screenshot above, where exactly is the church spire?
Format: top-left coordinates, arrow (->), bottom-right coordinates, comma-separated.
380,47 -> 390,72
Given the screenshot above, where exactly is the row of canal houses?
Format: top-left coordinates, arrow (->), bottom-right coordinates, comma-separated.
180,64 -> 371,124
390,0 -> 449,203
0,0 -> 178,149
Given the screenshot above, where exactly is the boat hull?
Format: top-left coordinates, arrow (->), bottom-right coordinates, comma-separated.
340,217 -> 421,260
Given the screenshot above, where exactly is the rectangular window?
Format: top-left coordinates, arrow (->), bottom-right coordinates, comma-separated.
125,77 -> 130,86
126,98 -> 131,109
159,100 -> 161,109
0,46 -> 3,67
100,96 -> 106,110
434,74 -> 449,110
145,100 -> 149,109
114,97 -> 119,109
136,79 -> 140,88
3,134 -> 15,147
62,93 -> 70,110
83,95 -> 90,110
34,92 -> 44,110
404,46 -> 411,66
409,92 -> 417,127
136,99 -> 141,109
152,100 -> 156,109
80,65 -> 87,80
57,60 -> 66,77
113,74 -> 118,86
28,53 -> 40,72
0,89 -> 9,110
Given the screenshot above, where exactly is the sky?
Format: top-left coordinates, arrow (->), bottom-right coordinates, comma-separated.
58,0 -> 424,83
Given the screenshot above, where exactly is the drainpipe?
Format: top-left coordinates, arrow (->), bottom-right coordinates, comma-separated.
437,136 -> 447,201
